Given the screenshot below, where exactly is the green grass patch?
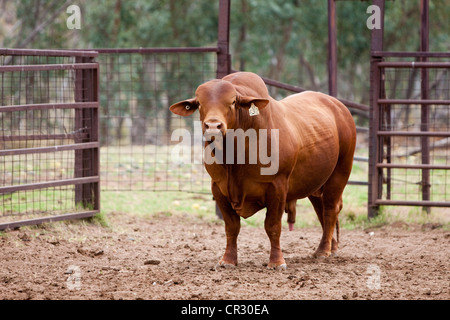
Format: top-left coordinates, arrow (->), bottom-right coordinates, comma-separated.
91,212 -> 110,228
100,190 -> 216,221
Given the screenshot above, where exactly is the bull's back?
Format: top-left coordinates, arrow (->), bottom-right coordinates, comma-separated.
278,91 -> 355,199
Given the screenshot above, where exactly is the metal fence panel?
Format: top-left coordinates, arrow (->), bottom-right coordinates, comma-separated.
370,57 -> 450,212
0,50 -> 99,230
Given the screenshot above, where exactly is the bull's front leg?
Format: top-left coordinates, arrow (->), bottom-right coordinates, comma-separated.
265,181 -> 288,270
212,183 -> 240,267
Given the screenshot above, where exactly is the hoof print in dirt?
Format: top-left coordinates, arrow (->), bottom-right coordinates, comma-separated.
144,259 -> 161,266
77,247 -> 104,257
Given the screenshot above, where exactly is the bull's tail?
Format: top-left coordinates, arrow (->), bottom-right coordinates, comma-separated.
336,218 -> 340,244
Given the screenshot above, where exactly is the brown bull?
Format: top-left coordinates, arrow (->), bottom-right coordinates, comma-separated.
170,72 -> 356,270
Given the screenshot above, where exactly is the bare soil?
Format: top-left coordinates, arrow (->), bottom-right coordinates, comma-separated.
0,212 -> 448,300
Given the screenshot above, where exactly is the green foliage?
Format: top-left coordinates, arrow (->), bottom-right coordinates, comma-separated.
2,0 -> 449,106
83,0 -> 218,48
91,212 -> 110,228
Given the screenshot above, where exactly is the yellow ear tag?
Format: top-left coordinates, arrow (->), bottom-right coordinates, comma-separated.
249,103 -> 259,116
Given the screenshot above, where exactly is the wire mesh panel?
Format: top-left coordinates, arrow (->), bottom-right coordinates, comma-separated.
97,49 -> 217,193
0,50 -> 100,230
373,59 -> 450,208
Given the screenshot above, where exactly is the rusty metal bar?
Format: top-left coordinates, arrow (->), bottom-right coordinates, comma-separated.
214,0 -> 231,220
368,0 -> 385,218
376,163 -> 450,170
357,126 -> 369,133
375,200 -> 449,207
377,99 -> 450,105
420,0 -> 430,212
216,0 -> 231,79
0,102 -> 98,112
73,56 -> 100,211
381,92 -> 392,201
0,48 -> 98,57
348,181 -> 369,186
369,58 -> 383,218
328,0 -> 337,97
377,131 -> 450,137
354,156 -> 369,162
0,63 -> 98,72
0,142 -> 97,156
95,47 -> 219,54
370,0 -> 385,54
0,142 -> 99,156
92,62 -> 100,212
258,74 -> 308,93
243,70 -> 371,112
0,133 -> 89,141
371,51 -> 450,58
338,97 -> 370,112
378,61 -> 450,68
0,211 -> 99,231
0,176 -> 99,194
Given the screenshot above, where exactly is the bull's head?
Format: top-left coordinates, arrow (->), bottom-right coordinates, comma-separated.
169,79 -> 269,136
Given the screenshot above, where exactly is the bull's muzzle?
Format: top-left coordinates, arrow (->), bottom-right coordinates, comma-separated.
203,120 -> 225,137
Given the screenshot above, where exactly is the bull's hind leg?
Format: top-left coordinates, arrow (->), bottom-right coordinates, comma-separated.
313,153 -> 353,258
312,193 -> 343,258
308,195 -> 339,256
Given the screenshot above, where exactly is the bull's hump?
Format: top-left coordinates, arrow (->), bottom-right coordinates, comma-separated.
197,80 -> 235,100
223,72 -> 270,98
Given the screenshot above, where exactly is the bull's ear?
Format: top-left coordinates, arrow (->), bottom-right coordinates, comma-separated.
236,95 -> 270,110
169,98 -> 198,116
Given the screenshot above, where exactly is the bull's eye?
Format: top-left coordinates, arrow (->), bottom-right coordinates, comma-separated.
185,105 -> 190,110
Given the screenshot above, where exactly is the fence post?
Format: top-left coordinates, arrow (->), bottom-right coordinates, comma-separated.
420,0 -> 430,213
217,0 -> 231,79
74,56 -> 100,212
328,0 -> 337,97
368,0 -> 385,218
214,0 -> 231,220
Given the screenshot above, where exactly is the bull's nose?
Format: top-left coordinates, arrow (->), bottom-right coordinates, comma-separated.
204,121 -> 223,131
204,121 -> 224,136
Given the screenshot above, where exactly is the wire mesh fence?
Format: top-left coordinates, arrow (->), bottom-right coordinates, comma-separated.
376,60 -> 450,205
97,49 -> 217,193
0,50 -> 99,229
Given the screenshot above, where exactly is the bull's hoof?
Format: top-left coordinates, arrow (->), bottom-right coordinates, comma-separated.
330,251 -> 339,257
216,259 -> 237,269
267,262 -> 287,271
313,250 -> 331,259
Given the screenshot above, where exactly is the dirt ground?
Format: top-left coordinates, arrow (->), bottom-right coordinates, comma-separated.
0,211 -> 448,300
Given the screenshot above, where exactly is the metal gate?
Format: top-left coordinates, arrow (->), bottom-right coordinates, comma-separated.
369,53 -> 450,216
0,49 -> 100,230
